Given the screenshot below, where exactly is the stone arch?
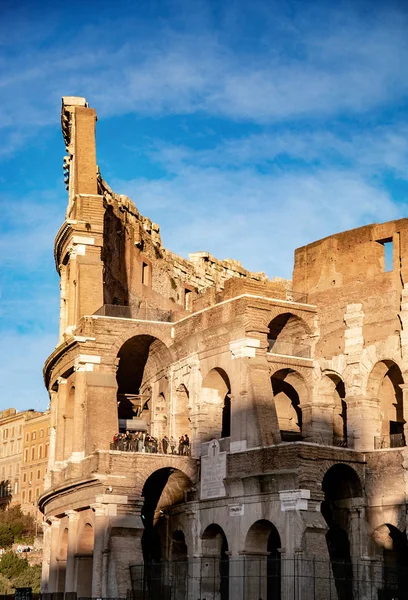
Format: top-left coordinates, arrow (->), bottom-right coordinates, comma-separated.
321,464 -> 363,600
372,524 -> 408,596
271,368 -> 308,441
319,372 -> 348,446
141,467 -> 194,564
173,384 -> 191,443
116,334 -> 172,433
199,368 -> 231,442
367,360 -> 405,447
57,527 -> 68,593
75,522 -> 94,597
244,520 -> 281,600
267,312 -> 312,358
201,524 -> 229,600
171,530 -> 188,600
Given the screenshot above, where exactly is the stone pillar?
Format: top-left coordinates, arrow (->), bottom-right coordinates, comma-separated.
91,503 -> 107,598
41,521 -> 52,593
399,384 -> 408,444
47,517 -> 61,593
347,396 -> 380,450
65,510 -> 80,592
84,367 -> 118,455
54,379 -> 68,464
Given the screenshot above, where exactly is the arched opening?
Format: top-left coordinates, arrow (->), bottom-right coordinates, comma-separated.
321,464 -> 362,600
57,527 -> 68,593
373,524 -> 408,597
368,361 -> 405,448
116,335 -> 171,436
320,374 -> 348,446
199,368 -> 231,442
201,524 -> 229,600
174,384 -> 191,444
75,523 -> 94,598
245,520 -> 281,600
271,369 -> 305,441
141,467 -> 193,598
171,530 -> 188,600
267,313 -> 311,358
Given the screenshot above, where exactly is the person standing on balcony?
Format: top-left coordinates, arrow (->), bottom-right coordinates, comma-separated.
162,436 -> 169,454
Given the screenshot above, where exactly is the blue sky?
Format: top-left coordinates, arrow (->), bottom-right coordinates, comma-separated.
1,0 -> 408,412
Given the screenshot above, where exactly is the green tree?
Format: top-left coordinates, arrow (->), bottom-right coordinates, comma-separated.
0,526 -> 14,549
0,572 -> 13,594
12,565 -> 42,593
0,552 -> 27,579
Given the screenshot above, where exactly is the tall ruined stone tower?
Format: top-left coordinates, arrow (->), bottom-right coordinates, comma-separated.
40,97 -> 408,600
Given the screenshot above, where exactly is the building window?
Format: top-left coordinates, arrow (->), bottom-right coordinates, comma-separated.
378,238 -> 393,272
24,449 -> 28,463
25,433 -> 29,442
45,444 -> 49,458
36,488 -> 40,498
184,288 -> 192,311
31,432 -> 36,441
37,470 -> 40,480
38,446 -> 42,459
28,489 -> 32,503
22,491 -> 26,502
40,429 -> 44,438
23,473 -> 27,483
11,428 -> 14,438
14,481 -> 18,494
31,447 -> 35,460
142,262 -> 150,286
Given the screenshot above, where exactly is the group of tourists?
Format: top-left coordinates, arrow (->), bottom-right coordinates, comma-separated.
112,431 -> 191,455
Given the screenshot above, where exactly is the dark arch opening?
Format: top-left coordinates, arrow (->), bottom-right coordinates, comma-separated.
245,520 -> 281,600
321,464 -> 362,600
116,335 -> 170,432
373,524 -> 408,596
271,369 -> 304,441
267,313 -> 311,358
202,524 -> 229,600
201,368 -> 232,441
369,361 -> 405,448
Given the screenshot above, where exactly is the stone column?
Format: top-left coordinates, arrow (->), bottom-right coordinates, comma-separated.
65,510 -> 80,592
47,517 -> 61,593
41,521 -> 52,593
91,503 -> 107,598
399,383 -> 408,444
347,396 -> 381,450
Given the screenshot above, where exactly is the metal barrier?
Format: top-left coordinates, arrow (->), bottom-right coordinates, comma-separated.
374,433 -> 405,449
129,556 -> 408,600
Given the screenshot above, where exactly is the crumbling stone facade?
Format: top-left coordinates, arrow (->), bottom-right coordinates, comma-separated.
40,97 -> 408,599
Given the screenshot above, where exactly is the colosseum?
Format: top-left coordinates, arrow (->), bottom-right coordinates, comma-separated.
40,96 -> 408,600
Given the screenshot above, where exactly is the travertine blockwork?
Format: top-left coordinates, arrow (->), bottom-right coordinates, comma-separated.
40,97 -> 408,599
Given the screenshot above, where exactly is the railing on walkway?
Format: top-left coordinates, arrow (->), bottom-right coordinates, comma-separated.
129,556 -> 408,600
374,433 -> 405,449
94,304 -> 173,322
110,440 -> 191,456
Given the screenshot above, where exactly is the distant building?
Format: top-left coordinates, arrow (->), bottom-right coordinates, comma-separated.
0,408 -> 50,513
20,411 -> 50,516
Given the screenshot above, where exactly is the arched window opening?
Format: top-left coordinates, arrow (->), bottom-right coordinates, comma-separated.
174,384 -> 192,443
321,464 -> 362,600
171,530 -> 188,600
245,520 -> 281,600
199,369 -> 231,442
75,523 -> 94,598
141,468 -> 193,599
373,524 -> 408,597
116,335 -> 170,435
202,524 -> 229,600
369,361 -> 405,448
271,369 -> 304,441
320,374 -> 348,447
267,313 -> 311,358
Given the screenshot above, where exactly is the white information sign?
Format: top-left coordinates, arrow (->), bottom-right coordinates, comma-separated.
200,439 -> 227,499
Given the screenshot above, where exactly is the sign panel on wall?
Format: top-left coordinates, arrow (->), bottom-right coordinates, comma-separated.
200,439 -> 227,499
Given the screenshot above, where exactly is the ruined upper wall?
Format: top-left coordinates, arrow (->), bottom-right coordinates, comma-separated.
58,97 -> 275,321
293,220 -> 408,357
